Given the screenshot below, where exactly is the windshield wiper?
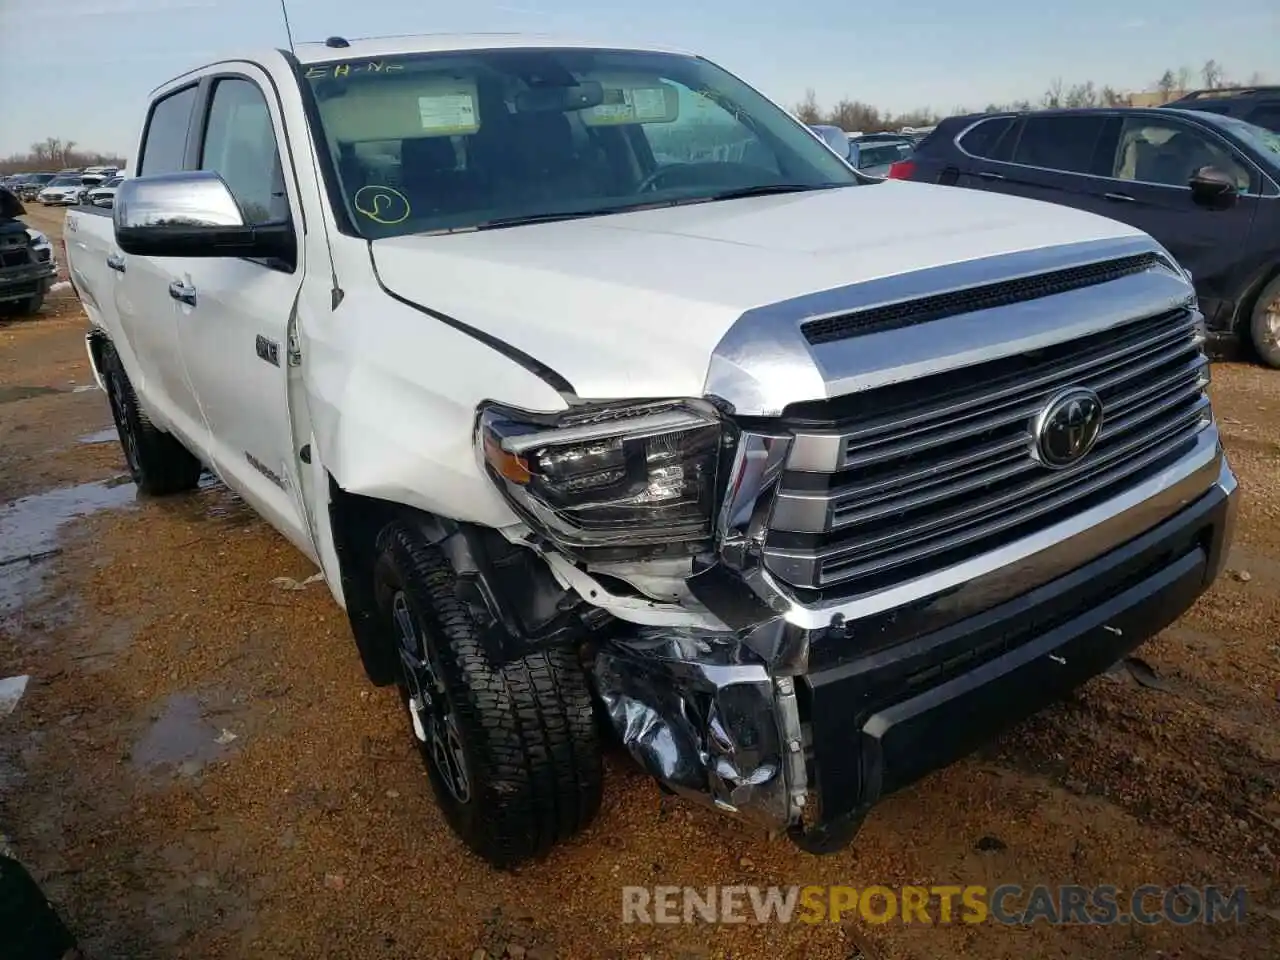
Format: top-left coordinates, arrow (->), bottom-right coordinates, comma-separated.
703,182 -> 848,201
450,184 -> 848,233
471,199 -> 686,231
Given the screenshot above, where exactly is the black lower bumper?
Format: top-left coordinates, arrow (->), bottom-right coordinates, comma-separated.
0,269 -> 55,304
803,474 -> 1236,826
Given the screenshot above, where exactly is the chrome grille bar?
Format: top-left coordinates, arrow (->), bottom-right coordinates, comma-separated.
762,305 -> 1212,592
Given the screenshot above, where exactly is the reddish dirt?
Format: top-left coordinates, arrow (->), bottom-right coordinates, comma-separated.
1,206 -> 1277,959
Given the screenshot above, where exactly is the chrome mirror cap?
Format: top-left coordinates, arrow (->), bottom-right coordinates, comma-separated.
114,171 -> 246,233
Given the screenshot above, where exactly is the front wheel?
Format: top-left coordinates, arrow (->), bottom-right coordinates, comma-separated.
1250,276 -> 1280,369
373,521 -> 603,868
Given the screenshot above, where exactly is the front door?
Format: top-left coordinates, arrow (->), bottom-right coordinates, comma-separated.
172,69 -> 313,557
112,83 -> 209,451
1091,114 -> 1258,323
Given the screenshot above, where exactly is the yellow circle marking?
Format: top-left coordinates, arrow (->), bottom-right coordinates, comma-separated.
354,185 -> 411,225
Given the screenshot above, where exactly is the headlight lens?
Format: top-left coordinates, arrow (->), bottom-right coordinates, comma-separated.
478,399 -> 723,558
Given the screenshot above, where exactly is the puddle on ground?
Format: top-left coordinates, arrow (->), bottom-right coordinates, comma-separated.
132,694 -> 233,776
0,478 -> 138,620
178,474 -> 258,528
78,428 -> 118,445
0,385 -> 62,404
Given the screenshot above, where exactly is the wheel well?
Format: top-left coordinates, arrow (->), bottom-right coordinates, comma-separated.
327,478 -> 434,686
1235,264 -> 1280,333
327,475 -> 593,687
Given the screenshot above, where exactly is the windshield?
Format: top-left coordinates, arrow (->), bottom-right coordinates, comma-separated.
47,176 -> 81,187
301,47 -> 861,238
1204,113 -> 1280,163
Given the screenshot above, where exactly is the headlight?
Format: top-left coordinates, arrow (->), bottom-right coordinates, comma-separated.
478,399 -> 724,559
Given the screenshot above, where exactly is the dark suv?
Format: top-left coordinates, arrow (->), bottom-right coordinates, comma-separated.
1164,87 -> 1280,134
893,108 -> 1280,367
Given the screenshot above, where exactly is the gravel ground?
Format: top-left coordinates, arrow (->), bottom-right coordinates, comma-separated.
1,205 -> 1277,959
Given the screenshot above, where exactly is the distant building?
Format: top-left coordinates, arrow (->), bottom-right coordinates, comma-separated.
1127,90 -> 1174,107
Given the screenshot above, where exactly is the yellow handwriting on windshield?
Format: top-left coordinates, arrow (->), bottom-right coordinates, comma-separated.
354,185 -> 411,225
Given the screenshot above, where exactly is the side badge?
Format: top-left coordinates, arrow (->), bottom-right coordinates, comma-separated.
255,334 -> 281,367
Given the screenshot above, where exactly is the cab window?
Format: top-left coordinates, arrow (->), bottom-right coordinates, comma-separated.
199,77 -> 290,224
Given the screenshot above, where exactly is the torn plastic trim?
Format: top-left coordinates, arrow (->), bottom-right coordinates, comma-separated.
594,623 -> 806,831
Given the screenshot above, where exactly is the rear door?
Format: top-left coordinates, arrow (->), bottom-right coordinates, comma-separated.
112,82 -> 210,450
957,113 -> 1113,215
1090,113 -> 1259,322
172,68 -> 312,553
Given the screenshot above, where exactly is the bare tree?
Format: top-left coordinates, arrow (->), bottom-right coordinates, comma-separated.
1202,59 -> 1223,88
1042,77 -> 1065,109
1,140 -> 125,175
1175,66 -> 1194,95
1157,69 -> 1177,102
1099,85 -> 1129,106
1065,81 -> 1098,108
794,88 -> 822,124
830,98 -> 883,133
1246,70 -> 1266,86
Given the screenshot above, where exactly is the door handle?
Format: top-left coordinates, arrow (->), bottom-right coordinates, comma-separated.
168,280 -> 197,306
106,253 -> 125,273
976,171 -> 1005,181
1104,192 -> 1136,203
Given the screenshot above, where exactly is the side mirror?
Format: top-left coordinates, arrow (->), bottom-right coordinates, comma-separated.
114,171 -> 294,262
1188,166 -> 1238,209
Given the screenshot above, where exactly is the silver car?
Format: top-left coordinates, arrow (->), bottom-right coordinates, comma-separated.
37,175 -> 87,206
87,176 -> 124,208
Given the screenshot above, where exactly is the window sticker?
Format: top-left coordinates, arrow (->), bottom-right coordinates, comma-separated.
354,185 -> 410,225
583,83 -> 678,126
418,89 -> 479,136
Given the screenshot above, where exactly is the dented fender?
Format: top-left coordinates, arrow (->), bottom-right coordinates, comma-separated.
299,281 -> 570,526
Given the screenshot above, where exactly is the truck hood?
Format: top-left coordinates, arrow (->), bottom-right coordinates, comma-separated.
370,180 -> 1147,401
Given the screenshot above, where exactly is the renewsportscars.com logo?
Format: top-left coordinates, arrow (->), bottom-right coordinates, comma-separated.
621,884 -> 1249,926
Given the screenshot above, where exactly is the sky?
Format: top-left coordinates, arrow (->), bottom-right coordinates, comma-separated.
0,0 -> 1275,159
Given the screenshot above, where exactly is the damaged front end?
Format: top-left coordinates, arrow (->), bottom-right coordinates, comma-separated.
593,624 -> 806,832
475,400 -> 825,841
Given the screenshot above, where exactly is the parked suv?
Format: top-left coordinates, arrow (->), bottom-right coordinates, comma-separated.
15,173 -> 56,202
894,108 -> 1280,366
1164,86 -> 1280,134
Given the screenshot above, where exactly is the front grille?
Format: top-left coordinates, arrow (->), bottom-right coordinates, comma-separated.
0,250 -> 29,268
763,306 -> 1211,595
801,253 -> 1165,345
0,282 -> 38,299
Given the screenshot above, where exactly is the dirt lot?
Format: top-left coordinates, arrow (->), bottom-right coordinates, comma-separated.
1,204 -> 1278,960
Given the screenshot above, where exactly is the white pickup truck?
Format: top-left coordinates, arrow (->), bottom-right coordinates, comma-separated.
66,34 -> 1238,867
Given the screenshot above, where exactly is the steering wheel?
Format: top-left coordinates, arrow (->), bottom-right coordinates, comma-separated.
636,163 -> 686,193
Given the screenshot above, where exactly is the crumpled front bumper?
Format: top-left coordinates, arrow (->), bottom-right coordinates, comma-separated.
594,624 -> 804,829
593,453 -> 1238,845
